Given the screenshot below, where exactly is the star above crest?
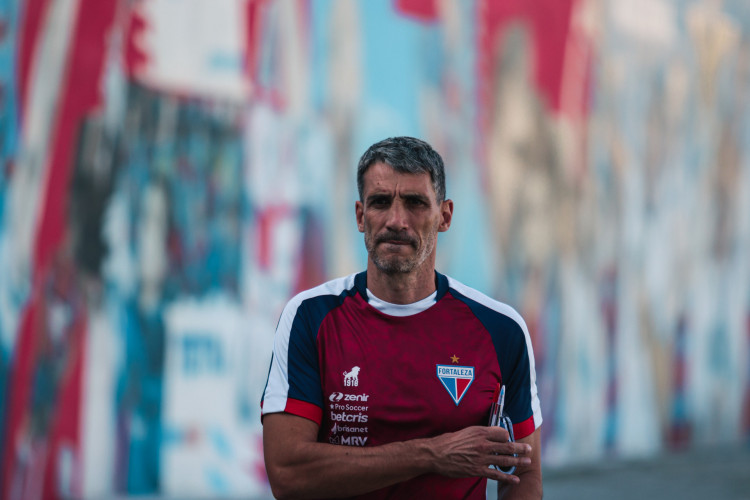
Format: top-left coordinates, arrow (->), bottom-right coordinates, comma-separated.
450,354 -> 460,364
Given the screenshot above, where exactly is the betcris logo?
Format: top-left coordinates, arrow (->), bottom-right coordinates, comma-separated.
330,411 -> 368,423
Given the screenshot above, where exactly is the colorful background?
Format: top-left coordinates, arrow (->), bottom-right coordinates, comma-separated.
1,0 -> 749,498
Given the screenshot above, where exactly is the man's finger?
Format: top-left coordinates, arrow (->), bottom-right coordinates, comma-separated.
487,470 -> 521,485
488,442 -> 531,457
488,453 -> 531,468
485,427 -> 511,442
509,442 -> 532,455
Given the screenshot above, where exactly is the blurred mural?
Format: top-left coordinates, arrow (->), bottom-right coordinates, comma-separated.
1,0 -> 749,498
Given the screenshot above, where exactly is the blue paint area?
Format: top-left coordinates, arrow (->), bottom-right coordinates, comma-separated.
182,333 -> 226,375
0,0 -> 19,481
161,425 -> 183,446
356,1 -> 422,148
208,427 -> 232,458
118,300 -> 165,494
0,0 -> 19,217
206,467 -> 230,495
309,0 -> 333,112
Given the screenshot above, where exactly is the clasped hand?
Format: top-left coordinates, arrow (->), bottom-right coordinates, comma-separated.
429,426 -> 532,484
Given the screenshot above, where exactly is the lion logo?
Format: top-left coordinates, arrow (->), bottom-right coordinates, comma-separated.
343,366 -> 360,387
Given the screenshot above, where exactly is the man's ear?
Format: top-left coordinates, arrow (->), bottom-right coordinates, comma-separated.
355,200 -> 365,232
438,199 -> 453,232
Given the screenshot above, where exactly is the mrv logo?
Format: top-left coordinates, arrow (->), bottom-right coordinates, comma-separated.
329,434 -> 369,446
329,392 -> 370,402
341,436 -> 368,446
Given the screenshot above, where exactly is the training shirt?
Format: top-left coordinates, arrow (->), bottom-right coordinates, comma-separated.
261,271 -> 542,499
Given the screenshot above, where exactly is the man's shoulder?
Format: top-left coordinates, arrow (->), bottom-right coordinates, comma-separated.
442,274 -> 528,334
282,273 -> 360,316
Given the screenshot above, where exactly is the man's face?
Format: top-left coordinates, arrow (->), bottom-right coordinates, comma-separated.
356,162 -> 452,275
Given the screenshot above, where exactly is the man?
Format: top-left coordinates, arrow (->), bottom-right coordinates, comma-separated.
261,137 -> 543,499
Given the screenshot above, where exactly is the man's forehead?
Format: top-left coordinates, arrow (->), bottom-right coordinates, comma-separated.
362,162 -> 434,192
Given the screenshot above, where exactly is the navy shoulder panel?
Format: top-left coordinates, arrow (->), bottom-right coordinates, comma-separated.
286,277 -> 358,405
444,275 -> 534,424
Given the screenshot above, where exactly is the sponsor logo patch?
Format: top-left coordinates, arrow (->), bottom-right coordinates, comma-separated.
343,366 -> 360,386
329,392 -> 369,403
436,364 -> 475,405
341,436 -> 368,446
329,392 -> 344,402
330,411 -> 368,423
330,434 -> 368,446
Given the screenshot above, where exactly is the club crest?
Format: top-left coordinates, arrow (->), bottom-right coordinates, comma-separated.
436,365 -> 475,405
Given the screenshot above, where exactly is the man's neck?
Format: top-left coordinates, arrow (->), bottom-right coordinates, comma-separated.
365,261 -> 437,305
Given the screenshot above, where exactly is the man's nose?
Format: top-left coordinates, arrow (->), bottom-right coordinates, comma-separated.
385,201 -> 408,230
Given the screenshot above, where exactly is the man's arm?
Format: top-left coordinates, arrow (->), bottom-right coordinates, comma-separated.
263,412 -> 534,500
497,428 -> 542,500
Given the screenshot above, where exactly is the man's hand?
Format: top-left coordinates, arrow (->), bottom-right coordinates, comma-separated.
263,413 -> 535,499
428,426 -> 532,485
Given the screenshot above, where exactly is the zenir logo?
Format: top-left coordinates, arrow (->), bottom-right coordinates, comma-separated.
329,392 -> 344,402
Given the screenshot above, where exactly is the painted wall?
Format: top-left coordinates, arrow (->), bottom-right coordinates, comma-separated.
1,0 -> 749,497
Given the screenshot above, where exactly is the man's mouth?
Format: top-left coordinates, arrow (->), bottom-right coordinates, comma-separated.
377,234 -> 416,247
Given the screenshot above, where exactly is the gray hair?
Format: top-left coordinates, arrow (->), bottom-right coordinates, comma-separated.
356,137 -> 446,203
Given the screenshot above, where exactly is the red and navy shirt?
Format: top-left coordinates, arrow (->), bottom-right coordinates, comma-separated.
262,271 -> 542,499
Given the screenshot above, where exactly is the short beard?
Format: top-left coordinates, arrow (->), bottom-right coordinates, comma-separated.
364,228 -> 437,275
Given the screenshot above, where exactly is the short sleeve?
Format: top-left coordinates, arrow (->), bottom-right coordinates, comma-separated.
261,299 -> 324,425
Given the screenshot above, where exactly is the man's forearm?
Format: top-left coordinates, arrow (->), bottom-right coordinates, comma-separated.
264,413 -> 532,499
497,429 -> 543,500
267,437 -> 436,499
498,470 -> 543,500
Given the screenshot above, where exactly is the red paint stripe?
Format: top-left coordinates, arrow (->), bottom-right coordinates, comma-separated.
477,0 -> 575,128
124,0 -> 149,78
2,1 -> 118,498
283,399 -> 323,426
256,206 -> 293,271
42,313 -> 88,499
292,212 -> 327,296
16,0 -> 51,112
244,0 -> 271,91
0,299 -> 41,499
33,0 -> 118,278
36,2 -> 118,494
512,415 -> 537,440
395,0 -> 439,22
